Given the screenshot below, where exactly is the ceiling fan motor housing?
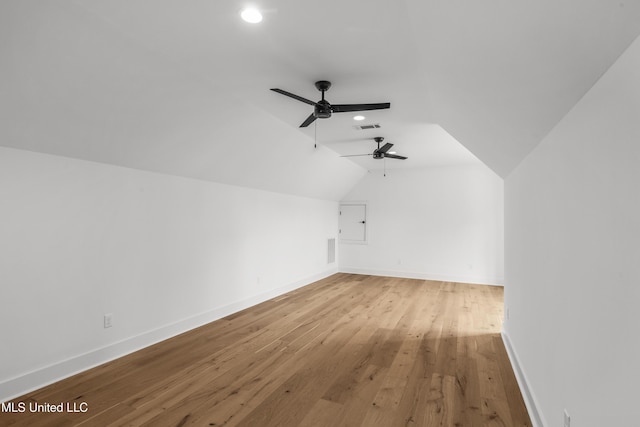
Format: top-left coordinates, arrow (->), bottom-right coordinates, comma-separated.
373,137 -> 384,158
314,100 -> 332,119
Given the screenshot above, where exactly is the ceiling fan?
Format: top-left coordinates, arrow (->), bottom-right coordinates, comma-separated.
270,80 -> 390,128
341,137 -> 408,160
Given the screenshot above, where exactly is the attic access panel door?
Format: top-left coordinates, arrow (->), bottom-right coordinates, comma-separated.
339,204 -> 367,243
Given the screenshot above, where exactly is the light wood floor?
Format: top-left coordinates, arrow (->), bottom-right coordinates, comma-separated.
2,274 -> 531,426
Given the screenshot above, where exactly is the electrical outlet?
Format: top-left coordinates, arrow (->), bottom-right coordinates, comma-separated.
104,313 -> 113,328
564,409 -> 570,427
506,308 -> 510,320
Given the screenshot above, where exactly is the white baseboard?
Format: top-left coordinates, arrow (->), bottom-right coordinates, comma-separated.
0,268 -> 337,402
339,266 -> 503,286
501,331 -> 547,427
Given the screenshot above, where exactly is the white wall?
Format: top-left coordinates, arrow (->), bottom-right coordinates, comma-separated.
0,147 -> 339,401
504,35 -> 640,427
339,165 -> 504,285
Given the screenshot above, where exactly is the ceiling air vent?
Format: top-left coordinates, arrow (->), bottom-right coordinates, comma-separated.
354,123 -> 381,130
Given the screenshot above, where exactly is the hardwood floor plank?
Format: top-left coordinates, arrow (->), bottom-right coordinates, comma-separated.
1,274 -> 531,427
297,398 -> 342,427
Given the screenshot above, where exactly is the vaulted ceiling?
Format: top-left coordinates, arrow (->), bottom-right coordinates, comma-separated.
2,1 -> 640,199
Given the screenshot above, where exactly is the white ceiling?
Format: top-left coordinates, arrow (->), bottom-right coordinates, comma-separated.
2,1 -> 640,197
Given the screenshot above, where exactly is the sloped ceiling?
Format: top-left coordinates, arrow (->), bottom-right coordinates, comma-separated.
2,1 -> 640,199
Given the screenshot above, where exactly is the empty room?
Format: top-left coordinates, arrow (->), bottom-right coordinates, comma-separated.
1,1 -> 639,426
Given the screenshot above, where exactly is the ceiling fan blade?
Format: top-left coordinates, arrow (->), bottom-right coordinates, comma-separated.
384,153 -> 407,160
331,102 -> 391,113
270,88 -> 317,106
299,113 -> 318,127
376,143 -> 394,154
341,154 -> 373,157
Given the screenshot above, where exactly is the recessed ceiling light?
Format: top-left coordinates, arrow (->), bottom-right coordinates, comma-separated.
388,151 -> 396,154
240,8 -> 263,23
353,115 -> 365,121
